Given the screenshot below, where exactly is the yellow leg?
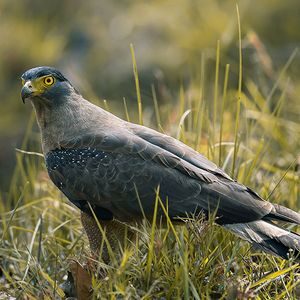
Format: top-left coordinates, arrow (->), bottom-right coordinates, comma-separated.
63,212 -> 136,298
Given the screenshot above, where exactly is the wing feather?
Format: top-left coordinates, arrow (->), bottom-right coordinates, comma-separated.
59,129 -> 218,183
128,123 -> 232,180
48,121 -> 275,224
46,147 -> 273,224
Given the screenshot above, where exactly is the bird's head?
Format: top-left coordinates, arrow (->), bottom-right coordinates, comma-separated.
21,66 -> 77,105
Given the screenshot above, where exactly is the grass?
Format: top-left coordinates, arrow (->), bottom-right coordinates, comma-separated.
0,39 -> 300,299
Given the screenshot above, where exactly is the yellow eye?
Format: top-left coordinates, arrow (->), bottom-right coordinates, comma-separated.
43,76 -> 54,86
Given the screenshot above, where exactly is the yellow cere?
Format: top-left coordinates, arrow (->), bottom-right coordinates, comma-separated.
21,78 -> 25,86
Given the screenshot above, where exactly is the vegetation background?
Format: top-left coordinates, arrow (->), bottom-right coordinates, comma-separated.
0,0 -> 299,298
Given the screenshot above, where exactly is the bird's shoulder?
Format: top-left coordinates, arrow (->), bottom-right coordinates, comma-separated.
52,118 -> 228,184
127,122 -> 233,181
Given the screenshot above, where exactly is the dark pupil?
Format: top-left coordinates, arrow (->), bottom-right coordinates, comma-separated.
46,78 -> 52,83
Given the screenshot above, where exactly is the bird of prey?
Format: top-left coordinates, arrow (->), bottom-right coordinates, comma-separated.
21,66 -> 300,261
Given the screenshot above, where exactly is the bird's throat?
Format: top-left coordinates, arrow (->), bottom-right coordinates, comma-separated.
31,99 -> 49,129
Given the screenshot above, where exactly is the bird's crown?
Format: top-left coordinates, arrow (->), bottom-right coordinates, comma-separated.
21,66 -> 68,82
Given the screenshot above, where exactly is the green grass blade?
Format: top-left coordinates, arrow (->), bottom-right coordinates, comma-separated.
218,63 -> 230,166
232,4 -> 243,178
212,40 -> 220,160
130,43 -> 143,125
151,84 -> 162,130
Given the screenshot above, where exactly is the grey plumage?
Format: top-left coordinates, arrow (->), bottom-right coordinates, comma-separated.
21,66 -> 300,260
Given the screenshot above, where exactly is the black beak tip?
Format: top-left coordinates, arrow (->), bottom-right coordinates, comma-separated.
21,86 -> 32,103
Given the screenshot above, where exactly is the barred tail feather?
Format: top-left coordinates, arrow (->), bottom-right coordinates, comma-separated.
265,204 -> 300,225
225,220 -> 300,259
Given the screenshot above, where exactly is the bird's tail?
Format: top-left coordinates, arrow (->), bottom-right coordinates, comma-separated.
225,220 -> 300,259
266,203 -> 300,225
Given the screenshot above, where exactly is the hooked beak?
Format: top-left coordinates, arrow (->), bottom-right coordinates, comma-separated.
21,81 -> 35,103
